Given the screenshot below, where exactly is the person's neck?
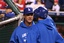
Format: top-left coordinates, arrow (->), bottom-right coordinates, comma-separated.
37,2 -> 41,4
24,21 -> 32,26
38,18 -> 43,20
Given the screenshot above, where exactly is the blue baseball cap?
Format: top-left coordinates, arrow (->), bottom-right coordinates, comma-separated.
23,7 -> 33,15
34,7 -> 48,19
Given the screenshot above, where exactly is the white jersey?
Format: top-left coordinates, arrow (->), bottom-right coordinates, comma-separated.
52,4 -> 60,12
26,0 -> 35,4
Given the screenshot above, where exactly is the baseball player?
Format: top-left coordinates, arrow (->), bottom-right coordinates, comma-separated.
27,7 -> 64,43
9,7 -> 35,43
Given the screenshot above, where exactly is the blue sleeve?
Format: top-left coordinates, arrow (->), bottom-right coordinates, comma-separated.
9,29 -> 18,43
5,12 -> 15,18
63,39 -> 64,43
55,29 -> 64,43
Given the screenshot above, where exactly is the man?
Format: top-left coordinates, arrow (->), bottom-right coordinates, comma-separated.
9,7 -> 35,43
5,6 -> 15,19
28,7 -> 64,43
1,6 -> 15,20
52,0 -> 60,16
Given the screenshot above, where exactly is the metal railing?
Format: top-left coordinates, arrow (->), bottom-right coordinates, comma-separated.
48,11 -> 64,15
0,13 -> 23,26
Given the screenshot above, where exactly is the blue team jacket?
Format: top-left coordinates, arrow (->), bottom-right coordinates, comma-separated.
27,18 -> 64,43
63,39 -> 64,43
36,18 -> 64,43
47,15 -> 56,26
9,21 -> 35,43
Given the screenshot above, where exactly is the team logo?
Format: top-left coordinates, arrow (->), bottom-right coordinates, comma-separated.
22,33 -> 28,42
28,8 -> 30,11
22,33 -> 27,38
43,10 -> 45,12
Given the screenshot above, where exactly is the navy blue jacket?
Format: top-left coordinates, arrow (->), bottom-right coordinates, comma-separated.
9,21 -> 35,43
5,12 -> 15,18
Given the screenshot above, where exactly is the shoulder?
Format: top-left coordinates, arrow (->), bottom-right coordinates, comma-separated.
34,23 -> 46,31
36,23 -> 46,27
9,12 -> 15,15
31,25 -> 39,31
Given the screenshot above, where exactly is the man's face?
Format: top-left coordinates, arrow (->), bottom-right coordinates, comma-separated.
24,13 -> 34,23
6,9 -> 12,14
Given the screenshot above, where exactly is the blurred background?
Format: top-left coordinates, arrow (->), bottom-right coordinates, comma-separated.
0,0 -> 64,43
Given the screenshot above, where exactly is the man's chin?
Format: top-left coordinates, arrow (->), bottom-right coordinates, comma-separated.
28,21 -> 32,23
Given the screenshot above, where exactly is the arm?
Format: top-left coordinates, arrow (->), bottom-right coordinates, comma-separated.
52,5 -> 55,11
55,29 -> 64,43
63,39 -> 64,43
